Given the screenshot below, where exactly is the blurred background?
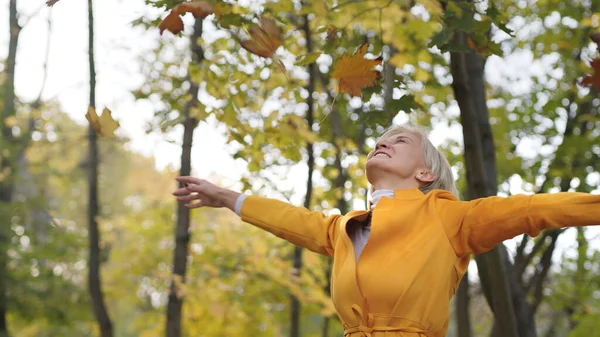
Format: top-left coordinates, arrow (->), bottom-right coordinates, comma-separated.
0,0 -> 599,336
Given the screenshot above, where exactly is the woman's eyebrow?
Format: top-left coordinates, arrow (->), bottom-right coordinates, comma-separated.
396,135 -> 413,142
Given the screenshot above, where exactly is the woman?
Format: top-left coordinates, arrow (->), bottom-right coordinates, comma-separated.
173,124 -> 600,337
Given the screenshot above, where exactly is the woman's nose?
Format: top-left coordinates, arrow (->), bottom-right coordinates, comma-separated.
375,141 -> 389,149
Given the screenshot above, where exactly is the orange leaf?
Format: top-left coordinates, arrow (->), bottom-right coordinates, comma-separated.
46,0 -> 60,6
331,43 -> 383,97
581,58 -> 600,90
85,107 -> 120,138
159,1 -> 214,35
159,11 -> 184,35
240,17 -> 283,58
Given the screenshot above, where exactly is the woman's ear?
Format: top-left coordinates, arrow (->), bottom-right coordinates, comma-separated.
416,171 -> 435,183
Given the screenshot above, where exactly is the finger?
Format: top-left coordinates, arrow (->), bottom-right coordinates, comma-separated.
172,187 -> 192,196
176,176 -> 203,185
184,183 -> 205,193
176,194 -> 199,202
185,200 -> 204,209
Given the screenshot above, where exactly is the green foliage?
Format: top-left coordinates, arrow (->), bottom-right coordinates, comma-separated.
3,0 -> 600,336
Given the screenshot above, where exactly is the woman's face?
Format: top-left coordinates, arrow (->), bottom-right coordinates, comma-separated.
365,132 -> 426,186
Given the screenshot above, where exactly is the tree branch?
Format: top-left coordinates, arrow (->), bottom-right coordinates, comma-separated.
528,231 -> 559,313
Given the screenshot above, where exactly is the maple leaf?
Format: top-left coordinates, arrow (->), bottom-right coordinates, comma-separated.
46,0 -> 60,6
331,43 -> 383,97
581,58 -> 600,90
240,17 -> 283,58
159,1 -> 214,35
85,106 -> 120,138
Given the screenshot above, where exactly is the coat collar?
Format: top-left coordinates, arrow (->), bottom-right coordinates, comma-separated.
393,188 -> 425,200
368,188 -> 426,209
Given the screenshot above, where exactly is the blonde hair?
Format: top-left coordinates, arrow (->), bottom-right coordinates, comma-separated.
378,124 -> 459,196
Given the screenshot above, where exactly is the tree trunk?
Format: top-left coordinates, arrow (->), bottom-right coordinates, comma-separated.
86,1 -> 113,336
166,18 -> 203,337
489,247 -> 536,337
320,79 -> 349,337
455,270 -> 472,337
290,14 -> 317,337
0,1 -> 21,336
463,29 -> 535,337
449,29 -> 522,337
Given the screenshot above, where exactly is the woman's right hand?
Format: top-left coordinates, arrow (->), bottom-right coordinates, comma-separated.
172,176 -> 241,211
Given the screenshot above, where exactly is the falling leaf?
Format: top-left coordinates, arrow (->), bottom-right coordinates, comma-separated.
581,59 -> 600,90
46,0 -> 60,6
331,43 -> 383,97
240,17 -> 283,58
159,12 -> 184,35
85,106 -> 120,138
159,1 -> 214,35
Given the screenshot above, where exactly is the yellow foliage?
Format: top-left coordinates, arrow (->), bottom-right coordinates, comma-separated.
389,53 -> 408,68
414,67 -> 430,82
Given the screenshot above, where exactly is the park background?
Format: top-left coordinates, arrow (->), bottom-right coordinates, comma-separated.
1,0 -> 600,336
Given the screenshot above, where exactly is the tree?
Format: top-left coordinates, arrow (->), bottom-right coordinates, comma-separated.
127,1 -> 600,336
0,0 -> 22,335
166,17 -> 203,337
86,0 -> 114,336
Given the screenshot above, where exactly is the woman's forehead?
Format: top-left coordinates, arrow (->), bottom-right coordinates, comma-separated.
380,131 -> 419,142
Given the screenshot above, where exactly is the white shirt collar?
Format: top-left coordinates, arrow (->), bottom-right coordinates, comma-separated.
371,189 -> 394,208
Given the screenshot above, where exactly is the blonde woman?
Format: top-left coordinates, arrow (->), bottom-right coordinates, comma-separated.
173,125 -> 600,337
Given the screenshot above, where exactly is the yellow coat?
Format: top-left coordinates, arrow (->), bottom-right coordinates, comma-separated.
239,188 -> 600,337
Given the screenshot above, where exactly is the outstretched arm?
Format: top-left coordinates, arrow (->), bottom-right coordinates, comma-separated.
436,191 -> 600,257
173,176 -> 341,256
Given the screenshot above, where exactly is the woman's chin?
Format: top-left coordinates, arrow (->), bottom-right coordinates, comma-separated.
365,163 -> 389,183
366,159 -> 390,172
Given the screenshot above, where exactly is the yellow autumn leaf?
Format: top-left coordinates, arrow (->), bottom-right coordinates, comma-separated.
331,42 -> 383,97
85,106 -> 120,138
389,53 -> 408,68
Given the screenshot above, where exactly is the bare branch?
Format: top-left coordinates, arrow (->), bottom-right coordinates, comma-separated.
514,235 -> 529,269
514,231 -> 551,279
526,231 -> 559,313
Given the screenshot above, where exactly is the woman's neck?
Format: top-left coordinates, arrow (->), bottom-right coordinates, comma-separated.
371,180 -> 420,191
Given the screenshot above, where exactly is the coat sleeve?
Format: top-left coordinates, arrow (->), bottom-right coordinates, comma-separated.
435,191 -> 600,257
239,195 -> 342,256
